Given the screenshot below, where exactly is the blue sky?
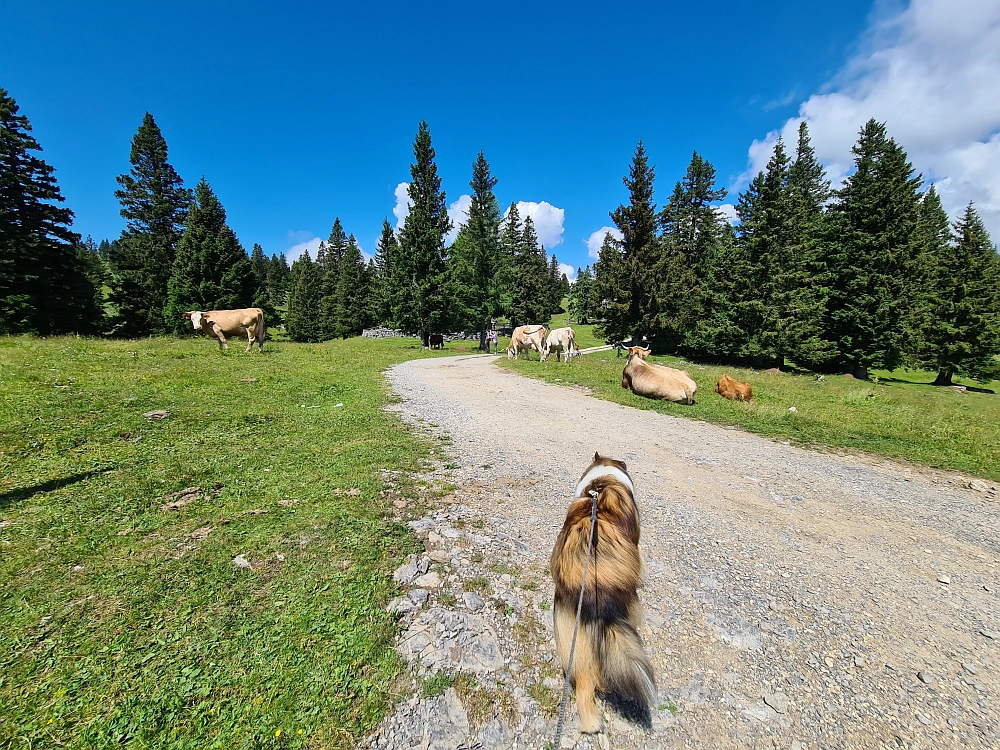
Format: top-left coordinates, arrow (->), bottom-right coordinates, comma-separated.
4,1 -> 998,277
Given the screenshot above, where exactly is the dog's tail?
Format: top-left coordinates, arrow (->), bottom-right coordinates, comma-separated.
598,619 -> 657,710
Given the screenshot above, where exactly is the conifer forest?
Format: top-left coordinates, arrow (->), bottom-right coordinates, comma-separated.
2,87 -> 998,383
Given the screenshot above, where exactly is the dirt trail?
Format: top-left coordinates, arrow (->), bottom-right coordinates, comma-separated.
383,354 -> 999,749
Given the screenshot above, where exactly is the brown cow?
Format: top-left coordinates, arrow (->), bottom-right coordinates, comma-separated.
429,333 -> 444,349
716,373 -> 753,401
621,347 -> 696,404
507,325 -> 548,361
183,308 -> 265,353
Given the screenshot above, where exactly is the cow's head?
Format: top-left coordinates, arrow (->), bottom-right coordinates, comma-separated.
183,311 -> 204,330
626,346 -> 651,359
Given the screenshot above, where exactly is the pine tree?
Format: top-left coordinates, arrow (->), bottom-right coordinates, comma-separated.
593,231 -> 630,343
266,252 -> 291,312
250,243 -> 278,324
0,88 -> 101,334
109,113 -> 192,336
333,235 -> 372,338
657,151 -> 727,355
285,252 -> 324,342
163,178 -> 256,331
568,265 -> 598,324
907,201 -> 1000,384
319,218 -> 349,339
547,253 -> 563,314
509,213 -> 550,325
396,121 -> 451,345
826,120 -> 922,377
372,218 -> 399,325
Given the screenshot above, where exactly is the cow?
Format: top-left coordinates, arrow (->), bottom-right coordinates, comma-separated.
621,346 -> 697,404
183,308 -> 265,353
507,325 -> 548,361
540,326 -> 579,362
716,373 -> 753,401
429,333 -> 444,350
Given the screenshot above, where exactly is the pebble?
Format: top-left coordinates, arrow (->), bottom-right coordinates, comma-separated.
917,671 -> 934,685
937,574 -> 950,584
962,663 -> 977,675
979,629 -> 996,639
413,571 -> 442,589
463,592 -> 485,611
764,692 -> 789,714
232,555 -> 251,570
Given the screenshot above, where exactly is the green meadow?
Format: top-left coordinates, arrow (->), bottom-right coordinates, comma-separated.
0,335 -> 477,750
501,323 -> 1000,482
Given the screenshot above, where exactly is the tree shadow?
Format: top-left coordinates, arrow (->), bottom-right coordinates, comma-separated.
1,466 -> 114,510
873,376 -> 995,393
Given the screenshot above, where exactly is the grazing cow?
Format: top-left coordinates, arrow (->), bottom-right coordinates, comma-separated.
716,373 -> 753,401
621,346 -> 697,404
183,308 -> 265,353
507,325 -> 548,361
429,333 -> 444,349
541,327 -> 579,362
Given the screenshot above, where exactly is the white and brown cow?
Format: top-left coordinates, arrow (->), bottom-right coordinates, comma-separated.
621,346 -> 697,404
183,308 -> 265,353
506,325 -> 548,361
540,326 -> 579,362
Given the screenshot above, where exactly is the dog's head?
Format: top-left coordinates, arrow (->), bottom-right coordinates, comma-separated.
574,451 -> 632,498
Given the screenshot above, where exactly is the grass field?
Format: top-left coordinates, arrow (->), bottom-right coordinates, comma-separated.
500,339 -> 1000,482
0,335 -> 479,750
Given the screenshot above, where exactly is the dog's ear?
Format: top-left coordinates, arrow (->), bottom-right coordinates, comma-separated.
593,451 -> 601,462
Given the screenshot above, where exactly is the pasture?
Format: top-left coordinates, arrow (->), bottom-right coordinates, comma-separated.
500,345 -> 1000,482
0,336 -> 468,749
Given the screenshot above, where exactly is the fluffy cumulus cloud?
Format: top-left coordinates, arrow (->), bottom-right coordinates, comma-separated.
507,201 -> 565,248
738,0 -> 1000,237
445,194 -> 472,245
584,226 -> 623,260
558,262 -> 577,282
285,235 -> 322,263
715,203 -> 739,224
393,182 -> 412,231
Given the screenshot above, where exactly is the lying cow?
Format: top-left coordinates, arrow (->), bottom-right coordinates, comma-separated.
541,326 -> 579,362
429,333 -> 444,349
507,324 -> 548,361
716,373 -> 753,401
183,308 -> 265,353
621,346 -> 697,404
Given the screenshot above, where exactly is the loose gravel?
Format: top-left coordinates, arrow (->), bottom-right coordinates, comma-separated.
370,354 -> 998,750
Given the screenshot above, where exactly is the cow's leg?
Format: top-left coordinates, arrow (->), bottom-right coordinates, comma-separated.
245,326 -> 254,353
213,327 -> 228,351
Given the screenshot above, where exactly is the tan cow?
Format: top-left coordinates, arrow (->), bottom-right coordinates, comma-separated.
183,308 -> 265,353
507,325 -> 548,361
541,326 -> 579,362
716,373 -> 753,401
621,346 -> 697,404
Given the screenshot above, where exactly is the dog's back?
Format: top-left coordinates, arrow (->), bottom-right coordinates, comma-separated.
551,453 -> 656,733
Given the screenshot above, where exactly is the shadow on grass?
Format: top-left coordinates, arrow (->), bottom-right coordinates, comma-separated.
1,466 -> 114,510
875,376 -> 996,394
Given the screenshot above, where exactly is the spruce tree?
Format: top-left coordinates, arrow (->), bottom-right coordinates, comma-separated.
164,178 -> 256,330
319,218 -> 349,339
109,113 -> 192,336
266,252 -> 291,312
250,243 -> 278,324
547,253 -> 563,314
826,120 -> 922,377
395,121 -> 451,345
333,235 -> 372,338
593,231 -> 630,343
568,265 -> 598,324
372,218 -> 400,326
285,252 -> 324,342
0,88 -> 101,334
510,213 -> 551,325
907,201 -> 1000,384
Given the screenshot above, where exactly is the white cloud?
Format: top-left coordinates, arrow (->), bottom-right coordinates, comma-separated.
558,262 -> 577,282
393,182 -> 412,231
738,0 -> 1000,237
507,201 -> 566,248
445,194 -> 472,245
286,237 -> 322,263
584,226 -> 622,260
715,204 -> 739,224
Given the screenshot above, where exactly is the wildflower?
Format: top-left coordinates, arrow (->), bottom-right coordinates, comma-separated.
275,729 -> 281,737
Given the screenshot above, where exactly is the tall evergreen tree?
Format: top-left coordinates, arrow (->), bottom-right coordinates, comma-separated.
333,235 -> 372,338
657,151 -> 727,355
109,113 -> 192,336
0,88 -> 101,334
396,121 -> 451,345
266,252 -> 291,313
593,232 -> 629,340
825,119 -> 922,377
163,178 -> 256,331
285,252 -> 324,342
568,265 -> 598,324
547,253 -> 563,314
509,212 -> 550,325
372,217 -> 400,326
249,243 -> 278,324
319,218 -> 349,339
907,201 -> 1000,384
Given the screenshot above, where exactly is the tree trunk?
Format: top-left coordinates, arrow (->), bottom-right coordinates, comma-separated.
933,368 -> 953,386
854,365 -> 868,381
420,330 -> 429,348
479,323 -> 488,352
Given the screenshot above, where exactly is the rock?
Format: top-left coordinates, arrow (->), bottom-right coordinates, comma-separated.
854,655 -> 865,668
387,596 -> 415,614
397,608 -> 505,675
763,692 -> 789,713
142,409 -> 170,420
917,713 -> 933,726
917,671 -> 934,684
938,574 -> 951,584
72,564 -> 84,573
968,479 -> 992,492
788,406 -> 798,413
393,559 -> 421,585
962,663 -> 977,675
232,554 -> 252,570
426,531 -> 445,548
440,526 -> 463,540
791,741 -> 805,750
408,588 -> 429,606
424,689 -> 471,750
429,550 -> 451,564
979,629 -> 996,640
413,571 -> 442,589
463,592 -> 485,611
476,719 -> 512,747
951,385 -> 967,393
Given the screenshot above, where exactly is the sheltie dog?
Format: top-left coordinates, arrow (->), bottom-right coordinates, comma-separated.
550,452 -> 656,733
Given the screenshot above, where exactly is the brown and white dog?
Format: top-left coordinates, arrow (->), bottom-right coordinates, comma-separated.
550,452 -> 656,733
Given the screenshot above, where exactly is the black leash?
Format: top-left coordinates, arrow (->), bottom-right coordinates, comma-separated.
553,489 -> 599,746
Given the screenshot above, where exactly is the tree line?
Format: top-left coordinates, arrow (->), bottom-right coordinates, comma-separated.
1,90 -> 568,347
568,122 -> 1000,384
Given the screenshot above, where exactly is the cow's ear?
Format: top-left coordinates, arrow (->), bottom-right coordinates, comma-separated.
182,312 -> 192,319
594,451 -> 601,462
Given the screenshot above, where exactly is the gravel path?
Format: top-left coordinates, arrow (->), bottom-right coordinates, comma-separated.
376,354 -> 999,750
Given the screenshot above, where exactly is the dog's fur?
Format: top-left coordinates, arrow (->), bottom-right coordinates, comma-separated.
550,452 -> 656,733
